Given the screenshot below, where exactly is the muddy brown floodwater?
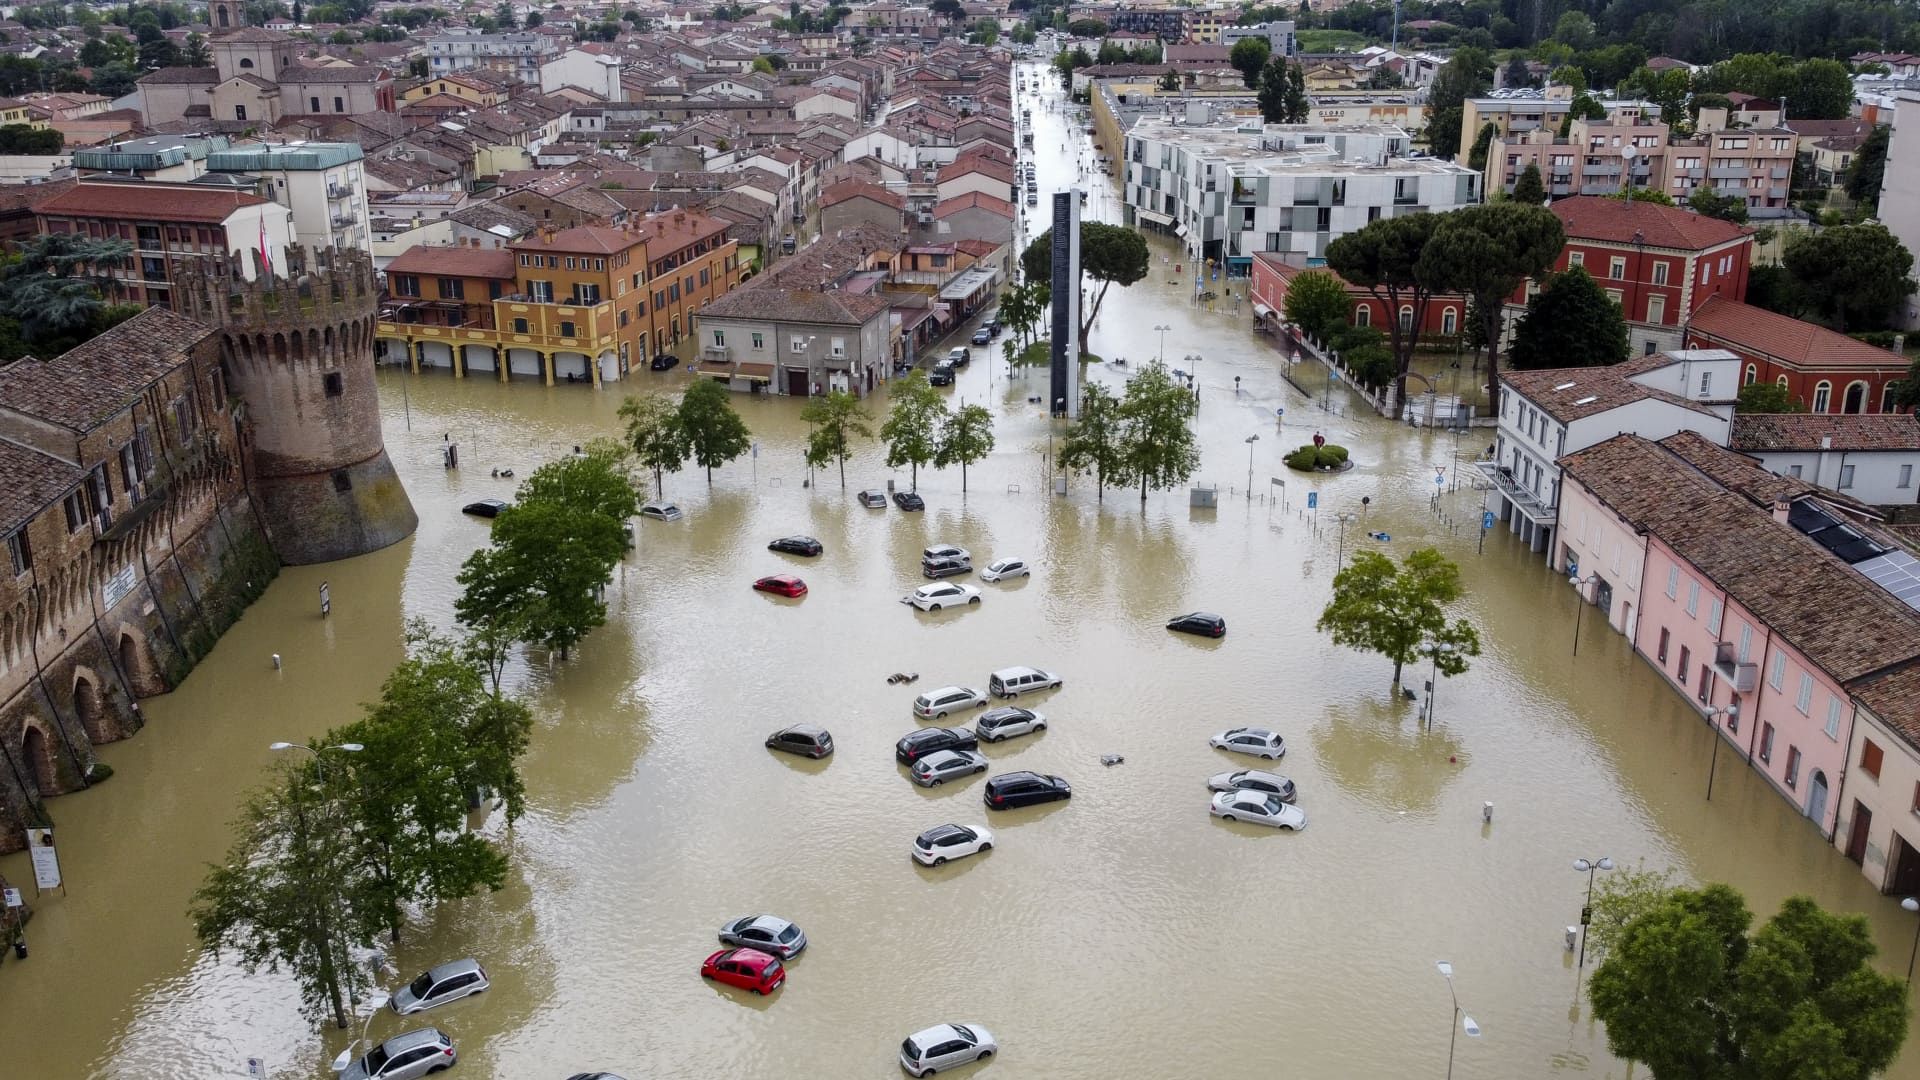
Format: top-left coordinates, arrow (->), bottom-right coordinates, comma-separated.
6,65 -> 1920,1080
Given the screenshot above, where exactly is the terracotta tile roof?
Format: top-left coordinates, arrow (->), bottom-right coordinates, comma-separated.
1688,296 -> 1907,372
1559,433 -> 1722,529
633,208 -> 729,253
932,191 -> 1012,219
0,308 -> 212,433
0,438 -> 82,533
34,180 -> 267,223
136,65 -> 218,84
1850,663 -> 1920,747
386,245 -> 517,279
937,155 -> 1012,183
1500,365 -> 1723,425
820,179 -> 905,210
1654,430 -> 1878,519
698,282 -> 891,325
512,224 -> 643,256
1551,194 -> 1751,251
1730,413 -> 1920,452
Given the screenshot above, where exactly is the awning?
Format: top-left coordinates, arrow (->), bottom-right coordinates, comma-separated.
1135,208 -> 1174,226
930,302 -> 954,326
1175,224 -> 1188,238
1252,302 -> 1274,320
691,360 -> 736,379
735,362 -> 774,381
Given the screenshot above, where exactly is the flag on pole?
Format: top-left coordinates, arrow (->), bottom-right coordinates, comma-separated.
257,218 -> 273,277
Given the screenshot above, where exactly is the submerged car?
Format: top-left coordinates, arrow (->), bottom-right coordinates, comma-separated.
907,582 -> 981,610
1210,789 -> 1308,830
390,958 -> 489,1015
975,706 -> 1046,742
1168,612 -> 1227,638
1210,727 -> 1286,759
913,686 -> 988,719
461,499 -> 509,519
982,771 -> 1071,809
639,501 -> 684,521
717,914 -> 808,959
753,574 -> 808,597
929,364 -> 955,387
766,724 -> 833,759
900,1023 -> 997,1077
893,491 -> 926,512
649,354 -> 680,371
337,1028 -> 456,1080
910,748 -> 989,787
921,556 -> 972,580
912,823 -> 994,866
896,726 -> 979,764
859,489 -> 889,508
700,947 -> 785,994
768,535 -> 823,556
971,326 -> 992,345
1206,769 -> 1296,802
924,544 -> 971,562
979,557 -> 1029,582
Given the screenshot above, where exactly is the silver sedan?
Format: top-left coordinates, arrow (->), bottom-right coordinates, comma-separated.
911,749 -> 989,787
717,914 -> 808,959
1210,790 -> 1308,830
1206,769 -> 1297,802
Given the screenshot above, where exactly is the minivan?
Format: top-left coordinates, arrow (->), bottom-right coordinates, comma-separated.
988,666 -> 1062,698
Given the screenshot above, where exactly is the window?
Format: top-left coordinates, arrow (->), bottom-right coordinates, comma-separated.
1697,664 -> 1712,703
1355,306 -> 1370,327
1769,651 -> 1786,690
1647,295 -> 1667,323
1441,307 -> 1457,335
1398,306 -> 1413,333
323,372 -> 343,397
392,274 -> 421,297
1569,251 -> 1584,268
309,96 -> 321,113
1686,580 -> 1699,616
751,332 -> 764,349
1744,363 -> 1757,386
791,336 -> 809,353
559,321 -> 576,338
1739,624 -> 1752,663
512,318 -> 528,334
1609,256 -> 1626,279
1699,372 -> 1712,397
1812,380 -> 1831,412
438,278 -> 464,300
172,396 -> 195,440
1864,738 -> 1885,780
1785,746 -> 1800,788
529,281 -> 553,303
1795,672 -> 1813,714
573,283 -> 601,304
1665,565 -> 1679,598
1788,464 -> 1803,478
1839,464 -> 1855,489
5,528 -> 28,576
1605,288 -> 1624,306
332,469 -> 352,492
1759,722 -> 1774,763
1706,598 -> 1722,636
713,330 -> 725,347
62,490 -> 86,533
565,258 -> 577,270
1903,465 -> 1915,490
1678,644 -> 1690,679
1826,695 -> 1843,740
1652,261 -> 1669,285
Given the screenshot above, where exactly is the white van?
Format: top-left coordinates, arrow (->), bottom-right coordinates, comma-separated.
988,666 -> 1062,698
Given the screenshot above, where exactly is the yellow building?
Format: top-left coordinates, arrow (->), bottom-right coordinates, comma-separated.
398,72 -> 510,107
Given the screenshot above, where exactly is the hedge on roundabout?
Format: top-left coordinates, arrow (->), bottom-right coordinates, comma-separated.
1284,443 -> 1350,471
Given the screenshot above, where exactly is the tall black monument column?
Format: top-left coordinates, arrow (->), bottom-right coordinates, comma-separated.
1048,191 -> 1080,419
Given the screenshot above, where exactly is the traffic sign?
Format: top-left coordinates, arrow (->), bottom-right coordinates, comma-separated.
1306,492 -> 1319,509
1482,511 -> 1495,529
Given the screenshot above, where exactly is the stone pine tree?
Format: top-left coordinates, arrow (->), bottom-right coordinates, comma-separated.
800,388 -> 874,488
1059,382 -> 1130,500
934,403 -> 995,492
618,392 -> 688,495
1120,361 -> 1202,502
1591,886 -> 1908,1080
1510,162 -> 1547,204
881,372 -> 949,490
1783,223 -> 1916,333
1316,547 -> 1481,685
677,377 -> 752,484
1326,212 -> 1448,420
1281,269 -> 1352,342
1508,265 -> 1629,369
1023,224 -> 1149,345
1419,202 -> 1564,410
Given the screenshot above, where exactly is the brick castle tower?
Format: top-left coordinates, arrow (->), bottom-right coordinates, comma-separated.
174,246 -> 418,564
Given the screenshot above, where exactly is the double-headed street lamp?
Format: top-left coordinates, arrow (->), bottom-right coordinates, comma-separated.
1573,856 -> 1616,971
1435,961 -> 1482,1080
1569,574 -> 1597,656
270,741 -> 363,780
1901,897 -> 1920,986
1154,323 -> 1171,362
1184,353 -> 1203,399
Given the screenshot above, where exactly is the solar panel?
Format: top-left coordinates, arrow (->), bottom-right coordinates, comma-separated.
1856,550 -> 1920,612
1788,501 -> 1839,534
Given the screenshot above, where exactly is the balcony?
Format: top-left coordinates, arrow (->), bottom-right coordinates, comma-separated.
1472,461 -> 1556,524
702,343 -> 731,360
1713,642 -> 1759,693
1708,166 -> 1749,179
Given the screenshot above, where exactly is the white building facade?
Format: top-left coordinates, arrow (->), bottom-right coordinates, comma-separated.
206,141 -> 373,254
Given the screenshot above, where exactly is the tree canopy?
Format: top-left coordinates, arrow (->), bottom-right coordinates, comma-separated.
1511,162 -> 1547,204
1229,35 -> 1270,86
1258,56 -> 1309,123
1421,202 -> 1565,408
1784,223 -> 1916,334
677,377 -> 752,484
1737,380 -> 1809,413
934,403 -> 995,492
1846,124 -> 1890,213
880,372 -> 948,490
1508,265 -> 1629,370
1282,269 -> 1353,342
1120,361 -> 1202,502
1425,46 -> 1492,159
618,392 -> 688,495
1059,381 -> 1129,500
800,388 -> 873,488
1022,223 -> 1150,345
1316,547 -> 1481,685
1326,212 -> 1449,419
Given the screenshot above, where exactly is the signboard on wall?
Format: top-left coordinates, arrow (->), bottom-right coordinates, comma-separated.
25,827 -> 60,891
102,564 -> 137,610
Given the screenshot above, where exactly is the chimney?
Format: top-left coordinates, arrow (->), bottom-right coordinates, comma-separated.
1773,499 -> 1791,524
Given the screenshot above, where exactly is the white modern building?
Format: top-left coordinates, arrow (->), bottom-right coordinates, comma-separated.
1120,120 -> 1480,268
1879,92 -> 1920,328
1220,21 -> 1297,56
1729,413 -> 1920,505
541,48 -> 624,101
205,141 -> 372,255
427,30 -> 559,79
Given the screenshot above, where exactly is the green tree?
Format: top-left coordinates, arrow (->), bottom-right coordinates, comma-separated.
1282,268 -> 1352,342
1326,212 -> 1449,420
1501,54 -> 1532,89
998,278 -> 1049,347
1586,862 -> 1679,962
191,760 -> 369,1029
881,372 -> 949,490
1846,124 -> 1891,214
1466,120 -> 1498,171
1786,58 -> 1855,120
1784,223 -> 1917,333
1511,161 -> 1546,203
492,0 -> 515,27
1421,201 -> 1565,409
511,440 -> 642,523
88,61 -> 139,97
1549,63 -> 1588,94
1257,56 -> 1308,123
1229,35 -> 1270,87
1688,186 -> 1749,223
0,124 -> 60,153
752,55 -> 774,74
182,29 -> 209,65
1158,68 -> 1180,91
1591,887 -> 1908,1080
1120,361 -> 1201,502
618,392 -> 687,494
1316,547 -> 1482,685
967,17 -> 997,44
1556,91 -> 1607,136
0,232 -> 136,361
1059,381 -> 1129,500
800,388 -> 873,488
1551,10 -> 1594,49
934,403 -> 995,492
326,621 -> 531,945
1426,46 -> 1492,159
1021,223 -> 1149,344
1610,186 -> 1675,206
676,377 -> 751,484
1508,266 -> 1628,369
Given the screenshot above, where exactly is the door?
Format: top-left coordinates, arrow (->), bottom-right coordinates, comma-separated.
1890,832 -> 1920,895
1807,770 -> 1829,825
1594,577 -> 1613,619
786,368 -> 810,397
1847,801 -> 1873,863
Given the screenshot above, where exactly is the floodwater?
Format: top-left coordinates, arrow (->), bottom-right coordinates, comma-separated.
6,64 -> 1920,1080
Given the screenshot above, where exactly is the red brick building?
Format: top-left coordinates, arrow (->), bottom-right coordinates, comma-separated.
1250,251 -> 1468,340
1507,196 -> 1753,358
1684,295 -> 1910,414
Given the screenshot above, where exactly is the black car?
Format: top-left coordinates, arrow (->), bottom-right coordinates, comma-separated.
768,535 -> 824,557
894,491 -> 926,511
983,771 -> 1072,810
896,726 -> 979,765
766,724 -> 834,759
971,326 -> 992,345
929,364 -> 955,387
461,498 -> 509,518
1167,611 -> 1227,638
650,354 -> 680,371
922,555 -> 971,579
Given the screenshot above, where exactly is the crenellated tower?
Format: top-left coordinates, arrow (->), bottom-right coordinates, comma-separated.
174,247 -> 418,565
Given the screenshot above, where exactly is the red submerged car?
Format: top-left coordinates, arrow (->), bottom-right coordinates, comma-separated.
701,947 -> 786,994
753,574 -> 808,598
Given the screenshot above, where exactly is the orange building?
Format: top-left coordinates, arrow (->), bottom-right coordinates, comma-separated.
375,209 -> 741,385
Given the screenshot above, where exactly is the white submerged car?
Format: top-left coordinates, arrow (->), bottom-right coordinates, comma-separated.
1210,790 -> 1308,830
905,582 -> 982,611
979,557 -> 1030,582
900,1023 -> 997,1076
913,823 -> 994,866
1209,727 -> 1286,759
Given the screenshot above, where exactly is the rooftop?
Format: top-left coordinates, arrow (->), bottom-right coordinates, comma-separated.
1502,363 -> 1720,425
1689,296 -> 1908,372
0,439 -> 82,534
0,308 -> 213,433
34,179 -> 269,223
1551,195 -> 1751,251
698,281 -> 891,325
1730,413 -> 1920,453
386,245 -> 517,279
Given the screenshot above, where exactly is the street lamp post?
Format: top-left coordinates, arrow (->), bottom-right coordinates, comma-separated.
1154,323 -> 1171,363
1703,704 -> 1739,800
1336,511 -> 1356,569
331,991 -> 393,1074
1244,433 -> 1259,494
1572,856 -> 1616,972
1184,353 -> 1202,400
1421,639 -> 1456,731
1903,898 -> 1920,986
1435,961 -> 1482,1080
1569,573 -> 1596,656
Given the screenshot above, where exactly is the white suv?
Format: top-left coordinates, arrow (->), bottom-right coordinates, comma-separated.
900,1023 -> 996,1077
913,685 -> 988,719
988,666 -> 1062,698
